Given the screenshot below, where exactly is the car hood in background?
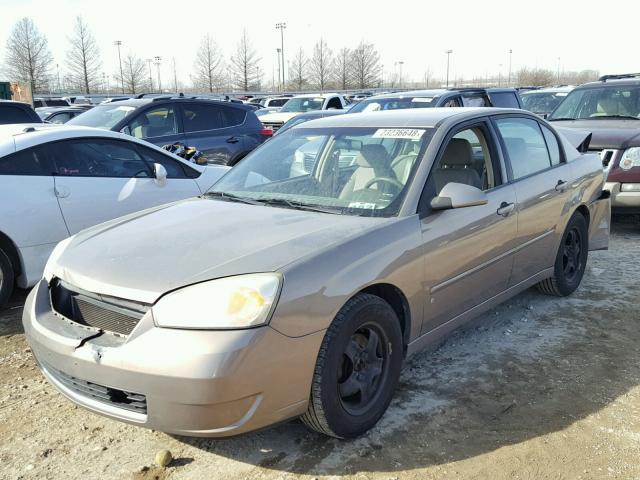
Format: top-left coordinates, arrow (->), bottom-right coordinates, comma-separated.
259,112 -> 306,124
551,119 -> 640,150
51,198 -> 389,303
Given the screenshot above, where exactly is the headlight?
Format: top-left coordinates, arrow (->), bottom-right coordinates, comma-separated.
152,273 -> 281,329
43,236 -> 73,282
619,147 -> 640,170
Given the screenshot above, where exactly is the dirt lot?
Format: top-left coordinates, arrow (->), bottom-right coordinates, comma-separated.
1,218 -> 639,480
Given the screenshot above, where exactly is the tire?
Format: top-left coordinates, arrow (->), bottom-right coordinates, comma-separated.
0,248 -> 15,309
301,293 -> 403,438
537,212 -> 588,297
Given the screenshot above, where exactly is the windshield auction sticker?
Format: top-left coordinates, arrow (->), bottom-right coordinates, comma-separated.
373,128 -> 425,140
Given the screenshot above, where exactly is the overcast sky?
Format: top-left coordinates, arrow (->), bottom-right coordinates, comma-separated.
0,0 -> 637,88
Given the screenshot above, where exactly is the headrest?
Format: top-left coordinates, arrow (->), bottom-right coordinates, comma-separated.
357,144 -> 389,168
441,138 -> 473,167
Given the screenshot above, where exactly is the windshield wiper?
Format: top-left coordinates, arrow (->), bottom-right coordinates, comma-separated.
582,115 -> 640,120
204,191 -> 263,205
257,197 -> 344,215
548,117 -> 575,121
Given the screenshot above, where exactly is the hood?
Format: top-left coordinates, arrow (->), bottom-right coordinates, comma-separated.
51,198 -> 388,303
550,119 -> 640,150
259,112 -> 303,124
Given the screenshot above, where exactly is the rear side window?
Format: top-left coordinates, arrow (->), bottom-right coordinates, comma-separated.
0,106 -> 34,124
541,125 -> 561,166
221,107 -> 246,127
489,92 -> 521,108
0,147 -> 52,175
495,117 -> 552,180
461,95 -> 490,107
182,103 -> 223,132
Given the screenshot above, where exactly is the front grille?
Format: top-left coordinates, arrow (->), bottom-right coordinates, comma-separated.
44,362 -> 147,414
262,121 -> 283,132
50,279 -> 148,336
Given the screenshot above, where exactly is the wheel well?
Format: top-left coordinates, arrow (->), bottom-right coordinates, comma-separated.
228,151 -> 249,167
575,205 -> 590,226
360,283 -> 411,349
0,231 -> 21,277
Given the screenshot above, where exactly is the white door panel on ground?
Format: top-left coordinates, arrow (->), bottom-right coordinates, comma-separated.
54,176 -> 201,234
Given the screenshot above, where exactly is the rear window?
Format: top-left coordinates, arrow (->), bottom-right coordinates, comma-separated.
0,105 -> 35,124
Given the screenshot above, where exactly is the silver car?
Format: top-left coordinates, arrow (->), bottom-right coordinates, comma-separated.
23,108 -> 610,439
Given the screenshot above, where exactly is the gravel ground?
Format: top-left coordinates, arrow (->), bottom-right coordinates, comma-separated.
1,218 -> 639,480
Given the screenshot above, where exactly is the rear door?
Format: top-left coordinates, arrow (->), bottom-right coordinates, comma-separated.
51,138 -> 200,233
181,102 -> 246,165
493,115 -> 574,285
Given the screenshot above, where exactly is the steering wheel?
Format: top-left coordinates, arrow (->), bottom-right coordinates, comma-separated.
363,177 -> 404,192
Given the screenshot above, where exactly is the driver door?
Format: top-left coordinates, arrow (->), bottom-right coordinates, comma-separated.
419,122 -> 518,335
51,138 -> 199,233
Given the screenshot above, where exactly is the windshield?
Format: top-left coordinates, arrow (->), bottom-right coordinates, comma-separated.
280,97 -> 324,113
209,126 -> 433,217
349,97 -> 436,113
549,86 -> 640,120
67,104 -> 136,129
521,92 -> 569,114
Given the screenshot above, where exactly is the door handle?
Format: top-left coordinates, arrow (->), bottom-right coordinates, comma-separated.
555,179 -> 568,192
497,201 -> 515,217
226,136 -> 240,144
54,185 -> 70,198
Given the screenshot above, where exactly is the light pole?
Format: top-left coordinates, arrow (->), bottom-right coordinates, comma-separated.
276,23 -> 286,88
508,49 -> 513,86
445,50 -> 453,88
276,48 -> 282,92
398,60 -> 404,89
557,56 -> 561,84
114,40 -> 124,93
56,64 -> 61,93
146,59 -> 154,92
173,57 -> 178,93
498,64 -> 503,87
154,56 -> 162,92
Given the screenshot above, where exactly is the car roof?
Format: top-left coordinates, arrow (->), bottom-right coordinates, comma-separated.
293,107 -> 516,129
0,100 -> 33,108
577,78 -> 640,89
521,86 -> 574,95
291,93 -> 341,99
94,97 -> 253,110
364,89 -> 448,100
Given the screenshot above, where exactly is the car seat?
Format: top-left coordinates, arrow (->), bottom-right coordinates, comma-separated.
432,138 -> 482,193
339,144 -> 397,198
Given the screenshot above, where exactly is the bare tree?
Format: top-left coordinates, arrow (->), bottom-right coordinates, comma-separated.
333,47 -> 351,90
65,16 -> 102,94
191,34 -> 224,92
516,67 -> 555,86
116,54 -> 148,94
229,30 -> 261,91
350,41 -> 380,89
288,47 -> 308,91
309,38 -> 333,91
4,17 -> 53,94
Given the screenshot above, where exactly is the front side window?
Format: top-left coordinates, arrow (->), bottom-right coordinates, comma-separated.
549,86 -> 640,120
209,127 -> 434,217
442,97 -> 462,108
51,139 -> 152,178
495,118 -> 552,180
129,106 -> 178,138
67,104 -> 136,129
279,97 -> 325,113
136,145 -> 196,179
182,104 -> 223,132
430,126 -> 499,196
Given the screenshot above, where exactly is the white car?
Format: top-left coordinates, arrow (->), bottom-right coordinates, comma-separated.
259,93 -> 348,132
0,124 -> 228,306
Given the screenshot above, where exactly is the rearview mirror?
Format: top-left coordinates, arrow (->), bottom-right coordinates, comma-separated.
153,163 -> 167,186
430,182 -> 488,210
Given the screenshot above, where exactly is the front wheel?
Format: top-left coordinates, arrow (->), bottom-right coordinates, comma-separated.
301,293 -> 403,438
537,212 -> 588,297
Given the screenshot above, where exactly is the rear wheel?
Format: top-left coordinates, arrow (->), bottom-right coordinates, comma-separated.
537,212 -> 588,297
301,293 -> 403,438
0,248 -> 15,308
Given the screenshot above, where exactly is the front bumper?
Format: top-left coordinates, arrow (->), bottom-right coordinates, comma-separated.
23,279 -> 325,437
605,182 -> 640,213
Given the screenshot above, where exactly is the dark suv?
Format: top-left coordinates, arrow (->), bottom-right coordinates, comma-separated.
0,100 -> 42,124
348,87 -> 522,113
67,97 -> 270,165
548,74 -> 640,214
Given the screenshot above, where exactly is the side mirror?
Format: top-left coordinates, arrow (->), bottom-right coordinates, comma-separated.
430,182 -> 488,210
120,125 -> 131,136
153,163 -> 167,186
